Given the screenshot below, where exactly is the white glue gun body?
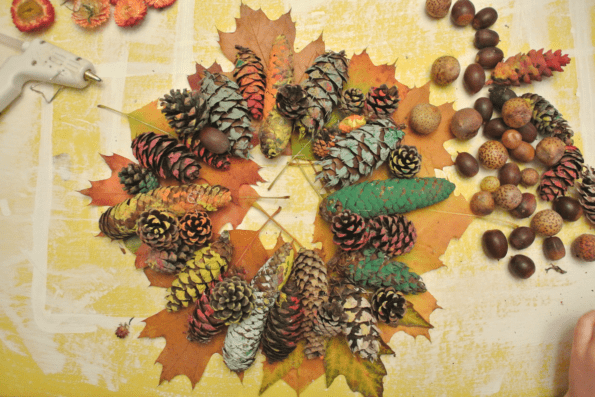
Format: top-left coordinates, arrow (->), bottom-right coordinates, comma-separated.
0,38 -> 101,113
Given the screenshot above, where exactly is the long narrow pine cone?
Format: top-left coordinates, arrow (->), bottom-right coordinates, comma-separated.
200,72 -> 254,159
233,45 -> 266,120
276,84 -> 308,120
295,51 -> 349,137
187,290 -> 226,344
316,120 -> 405,188
331,210 -> 370,252
118,163 -> 159,194
521,93 -> 574,144
538,146 -> 584,201
159,88 -> 209,140
146,242 -> 192,274
292,249 -> 329,359
342,88 -> 365,115
165,232 -> 233,312
182,133 -> 231,170
250,243 -> 294,294
178,211 -> 212,250
340,283 -> 381,361
487,49 -> 571,87
371,286 -> 407,327
137,209 -> 180,250
132,132 -> 201,183
210,276 -> 255,325
389,145 -> 422,179
261,280 -> 304,363
98,184 -> 231,239
363,84 -> 400,120
577,166 -> 595,225
367,214 -> 417,257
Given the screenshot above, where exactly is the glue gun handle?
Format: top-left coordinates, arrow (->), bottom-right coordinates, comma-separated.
0,55 -> 29,113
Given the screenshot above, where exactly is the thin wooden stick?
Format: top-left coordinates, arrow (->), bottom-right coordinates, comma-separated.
251,202 -> 304,248
97,104 -> 171,135
267,138 -> 313,191
296,163 -> 322,199
233,206 -> 282,269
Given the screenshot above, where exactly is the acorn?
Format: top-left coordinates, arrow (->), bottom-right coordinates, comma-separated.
552,197 -> 583,222
455,152 -> 479,177
472,7 -> 498,29
493,184 -> 522,210
431,56 -> 461,85
470,191 -> 495,216
502,98 -> 532,129
475,47 -> 504,69
509,255 -> 535,279
474,29 -> 500,49
480,176 -> 500,192
463,63 -> 486,94
426,0 -> 452,18
410,103 -> 442,135
474,97 -> 493,122
543,237 -> 566,261
489,86 -> 516,111
535,137 -> 565,167
531,209 -> 563,237
451,0 -> 475,26
450,108 -> 483,139
571,234 -> 595,262
510,193 -> 537,219
478,140 -> 508,169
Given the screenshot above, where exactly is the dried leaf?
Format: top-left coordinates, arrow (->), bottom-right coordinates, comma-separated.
282,355 -> 325,395
293,35 -> 325,84
128,101 -> 175,139
79,154 -> 134,207
188,62 -> 227,91
260,340 -> 305,395
144,267 -> 177,288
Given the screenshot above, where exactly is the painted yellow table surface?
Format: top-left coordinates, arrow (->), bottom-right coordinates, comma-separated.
1,0 -> 594,396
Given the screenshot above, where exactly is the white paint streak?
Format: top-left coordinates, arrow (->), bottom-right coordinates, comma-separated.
0,198 -> 10,216
173,0 -> 197,88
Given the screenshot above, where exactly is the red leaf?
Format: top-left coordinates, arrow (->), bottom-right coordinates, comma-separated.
79,154 -> 134,207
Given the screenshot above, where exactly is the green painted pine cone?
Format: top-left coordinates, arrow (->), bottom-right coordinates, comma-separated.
389,145 -> 422,179
118,163 -> 160,194
367,214 -> 416,257
330,210 -> 370,252
342,88 -> 365,115
178,211 -> 212,249
363,84 -> 399,120
371,286 -> 407,326
210,276 -> 255,325
137,209 -> 180,250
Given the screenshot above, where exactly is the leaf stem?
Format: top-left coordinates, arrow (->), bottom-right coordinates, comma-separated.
267,138 -> 313,191
97,104 -> 171,135
251,202 -> 304,249
233,206 -> 282,269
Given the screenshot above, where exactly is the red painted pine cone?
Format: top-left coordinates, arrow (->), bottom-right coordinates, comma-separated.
331,210 -> 370,251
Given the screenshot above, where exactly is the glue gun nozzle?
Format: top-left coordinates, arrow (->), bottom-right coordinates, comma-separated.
84,70 -> 102,83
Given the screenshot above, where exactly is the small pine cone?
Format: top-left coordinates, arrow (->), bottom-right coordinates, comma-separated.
132,132 -> 201,183
146,242 -> 192,274
276,84 -> 309,120
311,128 -> 337,159
577,166 -> 595,225
118,163 -> 160,194
342,88 -> 365,115
363,84 -> 400,121
331,210 -> 370,252
261,281 -> 304,363
371,287 -> 407,327
137,209 -> 180,250
388,145 -> 422,179
178,211 -> 212,249
367,214 -> 417,257
159,89 -> 209,140
233,45 -> 266,120
538,146 -> 584,201
187,292 -> 226,344
209,276 -> 255,325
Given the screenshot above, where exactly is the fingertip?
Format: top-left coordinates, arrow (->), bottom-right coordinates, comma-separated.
573,310 -> 595,353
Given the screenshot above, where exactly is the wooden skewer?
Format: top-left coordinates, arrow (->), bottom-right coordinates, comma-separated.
267,139 -> 313,191
251,202 -> 304,248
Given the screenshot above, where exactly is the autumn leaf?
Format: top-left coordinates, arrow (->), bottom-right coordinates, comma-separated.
260,340 -> 305,395
79,154 -> 134,207
324,337 -> 394,397
187,63 -> 226,91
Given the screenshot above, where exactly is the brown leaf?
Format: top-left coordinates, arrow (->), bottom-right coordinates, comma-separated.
198,157 -> 265,205
79,154 -> 134,207
343,51 -> 410,99
135,244 -> 151,269
282,355 -> 325,395
293,34 -> 325,84
143,268 -> 177,288
187,63 -> 227,91
260,340 -> 305,395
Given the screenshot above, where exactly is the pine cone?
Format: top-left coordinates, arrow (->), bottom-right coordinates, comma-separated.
364,84 -> 400,120
209,276 -> 255,324
521,93 -> 574,144
371,286 -> 407,327
118,163 -> 159,194
178,211 -> 212,249
261,281 -> 304,363
331,210 -> 370,252
251,243 -> 294,294
314,293 -> 345,338
233,45 -> 266,120
165,232 -> 233,312
316,120 -> 405,188
293,249 -> 329,359
312,128 -> 337,159
182,133 -> 231,170
200,72 -> 254,159
131,132 -> 201,183
295,51 -> 349,137
136,209 -> 179,250
389,145 -> 422,179
487,49 -> 571,86
276,84 -> 309,120
146,242 -> 192,274
367,214 -> 416,257
538,146 -> 584,201
577,166 -> 595,225
342,88 -> 365,115
341,284 -> 381,361
159,88 -> 209,139
187,291 -> 226,343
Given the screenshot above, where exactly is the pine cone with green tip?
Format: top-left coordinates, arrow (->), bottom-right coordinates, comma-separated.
187,291 -> 226,344
389,145 -> 422,179
371,286 -> 407,326
316,120 -> 405,188
159,88 -> 209,139
165,232 -> 233,312
178,211 -> 212,249
146,243 -> 192,274
137,209 -> 179,250
200,72 -> 254,159
367,214 -> 416,256
118,163 -> 160,194
521,93 -> 574,144
364,84 -> 400,120
209,276 -> 255,325
342,88 -> 365,115
276,84 -> 309,120
132,132 -> 201,183
233,45 -> 266,120
577,166 -> 595,225
331,210 -> 370,252
538,146 -> 584,201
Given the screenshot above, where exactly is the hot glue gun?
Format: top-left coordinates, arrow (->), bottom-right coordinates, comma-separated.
0,32 -> 101,113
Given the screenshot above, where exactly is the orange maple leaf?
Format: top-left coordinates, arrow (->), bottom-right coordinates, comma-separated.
79,153 -> 134,207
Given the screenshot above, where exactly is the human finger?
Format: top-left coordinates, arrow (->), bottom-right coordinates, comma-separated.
572,310 -> 595,356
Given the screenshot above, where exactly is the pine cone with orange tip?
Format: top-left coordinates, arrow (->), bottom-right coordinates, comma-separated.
178,211 -> 212,249
364,84 -> 400,120
137,209 -> 180,250
367,214 -> 417,257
